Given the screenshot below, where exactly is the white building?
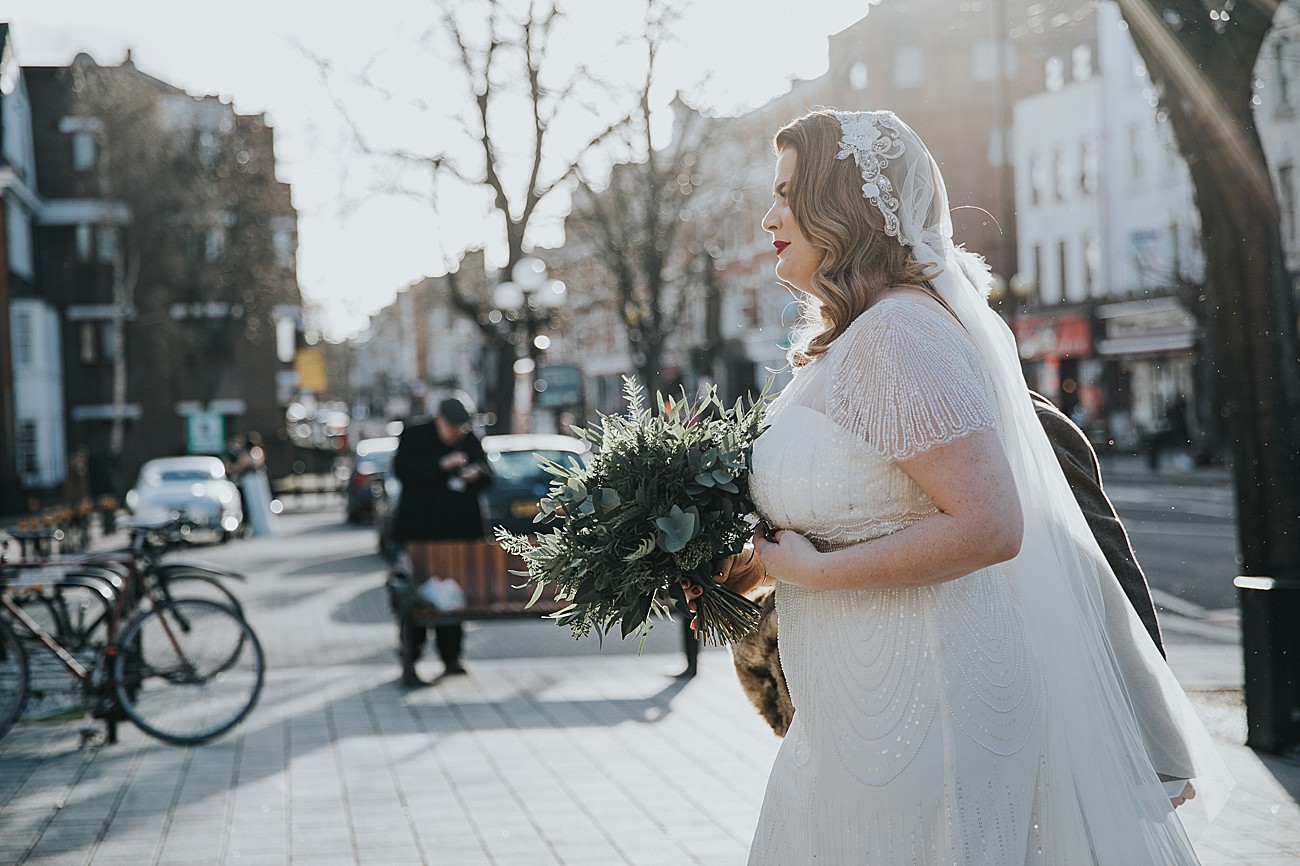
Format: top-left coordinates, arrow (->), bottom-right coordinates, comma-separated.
1,30 -> 66,492
349,268 -> 486,431
1256,0 -> 1300,286
1011,1 -> 1203,444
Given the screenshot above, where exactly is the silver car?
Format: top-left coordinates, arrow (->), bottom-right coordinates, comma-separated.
124,456 -> 244,541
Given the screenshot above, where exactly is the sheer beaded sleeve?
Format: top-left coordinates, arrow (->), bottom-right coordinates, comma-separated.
826,300 -> 998,462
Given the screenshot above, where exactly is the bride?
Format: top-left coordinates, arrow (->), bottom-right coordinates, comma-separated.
723,109 -> 1232,864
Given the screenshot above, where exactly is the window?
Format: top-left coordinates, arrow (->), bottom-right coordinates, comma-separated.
1029,151 -> 1045,206
1031,244 -> 1043,301
99,321 -> 118,362
197,131 -> 220,169
12,309 -> 32,369
1084,231 -> 1100,297
79,321 -> 99,365
893,46 -> 923,89
971,38 -> 997,82
17,421 -> 38,476
1054,145 -> 1071,201
273,228 -> 295,269
1129,123 -> 1144,182
1072,45 -> 1093,82
1274,39 -> 1292,113
179,226 -> 198,260
1057,239 -> 1069,302
1045,56 -> 1065,92
1130,229 -> 1160,289
987,126 -> 1007,168
1080,138 -> 1098,194
72,131 -> 98,171
95,225 -> 117,264
1279,164 -> 1296,248
204,226 -> 225,262
1002,43 -> 1020,79
75,224 -> 94,262
848,61 -> 869,91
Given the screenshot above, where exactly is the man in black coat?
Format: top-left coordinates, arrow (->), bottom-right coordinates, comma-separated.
1030,391 -> 1164,656
392,397 -> 494,682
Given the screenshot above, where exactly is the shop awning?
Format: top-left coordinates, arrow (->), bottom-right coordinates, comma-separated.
1095,333 -> 1196,355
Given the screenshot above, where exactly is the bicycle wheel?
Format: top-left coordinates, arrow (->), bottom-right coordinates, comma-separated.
49,583 -> 115,653
151,571 -> 246,618
113,599 -> 264,745
0,618 -> 30,740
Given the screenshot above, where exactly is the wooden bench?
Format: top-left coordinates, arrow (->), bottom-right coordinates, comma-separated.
386,539 -> 567,682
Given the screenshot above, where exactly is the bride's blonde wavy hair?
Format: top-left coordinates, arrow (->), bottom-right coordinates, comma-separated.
774,110 -> 940,367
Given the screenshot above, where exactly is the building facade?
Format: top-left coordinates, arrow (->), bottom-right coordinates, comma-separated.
0,24 -> 60,508
0,41 -> 303,511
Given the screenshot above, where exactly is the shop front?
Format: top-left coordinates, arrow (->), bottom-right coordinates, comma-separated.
1094,297 -> 1198,451
1013,309 -> 1103,441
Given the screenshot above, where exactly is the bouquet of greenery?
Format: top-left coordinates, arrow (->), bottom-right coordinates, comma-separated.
496,377 -> 770,646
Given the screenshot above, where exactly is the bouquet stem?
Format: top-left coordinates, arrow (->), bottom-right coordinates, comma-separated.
691,582 -> 763,646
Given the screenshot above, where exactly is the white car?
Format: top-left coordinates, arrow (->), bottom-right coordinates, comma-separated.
125,456 -> 244,540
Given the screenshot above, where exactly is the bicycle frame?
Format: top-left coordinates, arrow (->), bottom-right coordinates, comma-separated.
0,592 -> 95,682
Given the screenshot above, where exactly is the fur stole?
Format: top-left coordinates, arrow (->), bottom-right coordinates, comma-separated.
729,587 -> 793,737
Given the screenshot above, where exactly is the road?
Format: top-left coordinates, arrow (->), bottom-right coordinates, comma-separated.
1106,474 -> 1239,614
210,476 -> 1241,678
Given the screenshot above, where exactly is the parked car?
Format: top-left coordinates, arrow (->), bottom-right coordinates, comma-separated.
480,434 -> 591,535
375,433 -> 590,557
124,456 -> 243,541
345,436 -> 399,523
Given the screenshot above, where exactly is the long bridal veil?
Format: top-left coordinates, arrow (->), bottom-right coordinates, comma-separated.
830,109 -> 1232,862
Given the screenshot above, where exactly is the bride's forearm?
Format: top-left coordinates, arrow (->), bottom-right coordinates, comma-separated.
786,510 -> 1020,591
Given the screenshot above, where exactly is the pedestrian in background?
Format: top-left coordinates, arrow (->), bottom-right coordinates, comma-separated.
238,432 -> 280,538
392,396 -> 494,683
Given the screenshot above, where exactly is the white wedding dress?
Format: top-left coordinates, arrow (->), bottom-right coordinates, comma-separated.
747,298 -> 1102,864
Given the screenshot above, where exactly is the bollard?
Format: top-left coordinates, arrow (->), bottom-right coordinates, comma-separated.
1235,575 -> 1300,754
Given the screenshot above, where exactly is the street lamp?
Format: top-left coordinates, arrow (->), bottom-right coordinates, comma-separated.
492,255 -> 566,432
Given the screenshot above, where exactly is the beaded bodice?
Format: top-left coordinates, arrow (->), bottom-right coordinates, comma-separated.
751,297 -> 999,552
747,299 -> 1041,804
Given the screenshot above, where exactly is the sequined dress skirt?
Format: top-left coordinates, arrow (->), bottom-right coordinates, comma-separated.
747,566 -> 1044,865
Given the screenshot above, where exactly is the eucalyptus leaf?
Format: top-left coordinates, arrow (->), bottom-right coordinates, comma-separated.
655,504 -> 697,553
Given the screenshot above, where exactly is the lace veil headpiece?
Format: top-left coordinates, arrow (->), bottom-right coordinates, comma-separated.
824,108 -> 1232,856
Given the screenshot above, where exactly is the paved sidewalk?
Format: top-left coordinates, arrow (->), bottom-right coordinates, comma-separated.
2,499 -> 1295,865
2,642 -> 1298,865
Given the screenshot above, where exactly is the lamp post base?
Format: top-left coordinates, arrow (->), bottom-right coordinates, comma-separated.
1235,575 -> 1300,754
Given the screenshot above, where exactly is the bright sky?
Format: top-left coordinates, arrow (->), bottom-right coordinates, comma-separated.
2,0 -> 864,338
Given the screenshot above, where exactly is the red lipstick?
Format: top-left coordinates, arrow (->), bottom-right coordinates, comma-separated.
773,241 -> 790,255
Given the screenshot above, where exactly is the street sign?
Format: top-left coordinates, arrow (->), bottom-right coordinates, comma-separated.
186,410 -> 225,454
535,364 -> 583,408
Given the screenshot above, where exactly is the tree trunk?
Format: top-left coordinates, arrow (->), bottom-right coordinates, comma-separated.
1197,170 -> 1300,578
1120,0 -> 1300,581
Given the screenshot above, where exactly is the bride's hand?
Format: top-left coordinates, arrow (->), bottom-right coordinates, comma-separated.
713,549 -> 769,598
752,526 -> 820,588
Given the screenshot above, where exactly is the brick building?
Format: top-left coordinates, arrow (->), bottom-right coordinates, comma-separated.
0,46 -> 302,509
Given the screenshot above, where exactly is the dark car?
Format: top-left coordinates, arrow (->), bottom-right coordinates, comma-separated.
345,436 -> 399,523
375,433 -> 590,556
480,434 -> 591,535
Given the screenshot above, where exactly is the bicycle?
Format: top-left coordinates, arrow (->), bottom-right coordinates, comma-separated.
3,517 -> 248,655
0,563 -> 264,745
